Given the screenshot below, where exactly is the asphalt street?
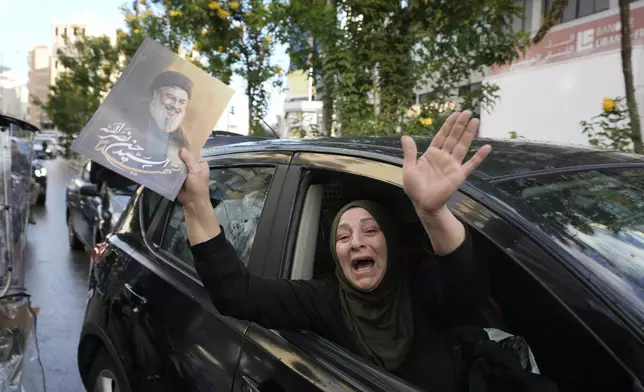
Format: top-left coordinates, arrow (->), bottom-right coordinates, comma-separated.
23,158 -> 88,392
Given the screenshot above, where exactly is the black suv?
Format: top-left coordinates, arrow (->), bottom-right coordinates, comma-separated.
78,136 -> 644,392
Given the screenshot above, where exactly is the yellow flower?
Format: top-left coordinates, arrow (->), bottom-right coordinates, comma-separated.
208,1 -> 219,10
144,10 -> 152,17
217,8 -> 230,18
419,117 -> 433,126
134,28 -> 140,34
236,25 -> 244,30
139,0 -> 146,5
274,67 -> 282,74
125,13 -> 136,21
201,29 -> 208,36
229,1 -> 240,10
169,9 -> 182,17
603,97 -> 616,113
118,31 -> 127,38
217,45 -> 224,52
266,36 -> 273,42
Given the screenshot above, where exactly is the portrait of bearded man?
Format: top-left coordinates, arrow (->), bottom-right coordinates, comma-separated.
125,70 -> 194,164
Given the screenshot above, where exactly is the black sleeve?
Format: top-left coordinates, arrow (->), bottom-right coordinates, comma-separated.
414,227 -> 490,323
190,231 -> 338,334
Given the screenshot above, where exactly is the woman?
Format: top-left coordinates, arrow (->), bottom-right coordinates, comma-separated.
178,111 -> 492,391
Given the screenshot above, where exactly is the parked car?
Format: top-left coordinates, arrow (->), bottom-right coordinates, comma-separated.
33,135 -> 60,159
77,136 -> 644,392
31,159 -> 47,205
65,160 -> 138,252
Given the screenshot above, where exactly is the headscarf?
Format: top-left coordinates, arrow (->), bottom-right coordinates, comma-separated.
330,200 -> 414,371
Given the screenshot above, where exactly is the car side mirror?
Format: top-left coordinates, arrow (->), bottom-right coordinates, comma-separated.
79,184 -> 100,197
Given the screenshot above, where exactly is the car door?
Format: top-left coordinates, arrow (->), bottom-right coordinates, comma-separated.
233,162 -> 426,392
68,161 -> 97,247
108,153 -> 290,391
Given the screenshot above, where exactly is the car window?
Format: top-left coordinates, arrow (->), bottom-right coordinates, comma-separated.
141,189 -> 164,229
80,161 -> 92,182
496,168 -> 644,318
159,166 -> 275,268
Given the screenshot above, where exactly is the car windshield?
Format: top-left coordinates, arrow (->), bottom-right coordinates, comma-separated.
497,168 -> 644,322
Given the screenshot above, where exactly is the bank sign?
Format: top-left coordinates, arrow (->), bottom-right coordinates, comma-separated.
491,6 -> 644,75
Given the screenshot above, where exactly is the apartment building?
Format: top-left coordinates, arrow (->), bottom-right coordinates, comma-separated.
415,0 -> 644,146
27,45 -> 51,126
0,71 -> 28,120
50,22 -> 87,85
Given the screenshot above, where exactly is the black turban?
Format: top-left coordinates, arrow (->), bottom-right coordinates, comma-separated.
150,71 -> 193,99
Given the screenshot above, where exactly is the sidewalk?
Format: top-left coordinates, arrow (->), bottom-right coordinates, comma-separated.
64,156 -> 84,172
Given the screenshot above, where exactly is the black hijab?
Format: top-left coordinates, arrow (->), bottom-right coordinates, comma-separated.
330,200 -> 414,371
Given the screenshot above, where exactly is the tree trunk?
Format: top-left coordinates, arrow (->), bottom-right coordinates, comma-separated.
619,0 -> 644,154
321,0 -> 336,136
533,0 -> 568,45
247,83 -> 254,135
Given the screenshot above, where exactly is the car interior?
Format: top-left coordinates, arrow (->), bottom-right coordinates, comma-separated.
287,169 -> 634,392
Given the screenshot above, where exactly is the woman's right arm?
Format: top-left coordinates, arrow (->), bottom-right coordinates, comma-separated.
188,226 -> 335,332
179,149 -> 333,333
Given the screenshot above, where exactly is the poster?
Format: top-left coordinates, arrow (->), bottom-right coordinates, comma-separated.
71,38 -> 235,200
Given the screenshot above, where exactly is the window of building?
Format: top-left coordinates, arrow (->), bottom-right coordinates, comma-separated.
512,0 -> 533,32
544,0 -> 609,24
55,27 -> 58,36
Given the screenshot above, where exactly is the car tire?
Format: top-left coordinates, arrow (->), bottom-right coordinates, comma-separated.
67,214 -> 83,250
37,193 -> 46,205
88,348 -> 125,392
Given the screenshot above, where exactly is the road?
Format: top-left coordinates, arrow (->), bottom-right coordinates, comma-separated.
23,158 -> 87,392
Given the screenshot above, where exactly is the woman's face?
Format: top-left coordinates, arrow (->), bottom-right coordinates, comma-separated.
335,207 -> 388,291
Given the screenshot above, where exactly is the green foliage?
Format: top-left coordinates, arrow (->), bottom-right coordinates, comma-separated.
580,97 -> 634,152
34,34 -> 122,156
274,0 -> 530,136
124,0 -> 282,135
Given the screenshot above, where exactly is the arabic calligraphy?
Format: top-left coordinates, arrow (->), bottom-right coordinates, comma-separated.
94,122 -> 181,176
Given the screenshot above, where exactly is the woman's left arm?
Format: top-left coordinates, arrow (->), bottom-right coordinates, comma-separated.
402,111 -> 491,313
417,205 -> 465,256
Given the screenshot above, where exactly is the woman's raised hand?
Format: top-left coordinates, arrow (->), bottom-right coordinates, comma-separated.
401,111 -> 491,216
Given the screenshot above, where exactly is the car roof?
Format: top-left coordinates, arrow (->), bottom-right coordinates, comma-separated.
202,136 -> 644,180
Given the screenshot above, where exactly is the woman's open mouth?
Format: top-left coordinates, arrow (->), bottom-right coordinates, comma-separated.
351,257 -> 375,272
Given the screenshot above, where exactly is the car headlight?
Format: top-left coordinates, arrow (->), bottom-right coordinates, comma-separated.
34,168 -> 46,177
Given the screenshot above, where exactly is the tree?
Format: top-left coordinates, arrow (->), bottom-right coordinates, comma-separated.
276,0 -> 531,136
532,0 -> 568,45
618,0 -> 643,154
34,35 -> 122,156
123,0 -> 282,135
580,97 -> 634,152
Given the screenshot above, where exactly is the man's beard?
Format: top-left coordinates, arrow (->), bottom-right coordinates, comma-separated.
149,99 -> 186,133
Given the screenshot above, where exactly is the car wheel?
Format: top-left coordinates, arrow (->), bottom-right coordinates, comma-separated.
88,348 -> 124,392
37,193 -> 46,205
67,214 -> 83,250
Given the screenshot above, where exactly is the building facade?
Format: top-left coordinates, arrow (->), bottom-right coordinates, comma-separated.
0,71 -> 28,120
415,0 -> 644,147
50,23 -> 87,85
27,45 -> 51,126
